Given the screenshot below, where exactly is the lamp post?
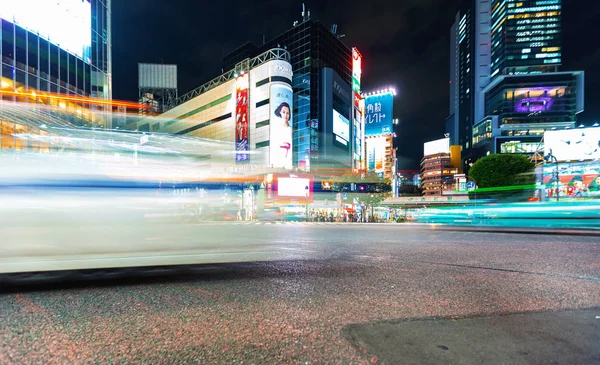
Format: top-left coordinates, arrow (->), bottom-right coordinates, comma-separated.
544,149 -> 559,202
305,185 -> 309,222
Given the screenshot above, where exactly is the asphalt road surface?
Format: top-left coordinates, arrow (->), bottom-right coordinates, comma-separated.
1,223 -> 599,364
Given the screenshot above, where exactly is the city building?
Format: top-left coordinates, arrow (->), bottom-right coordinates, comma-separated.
446,0 -> 491,167
490,0 -> 562,78
1,0 -> 113,151
222,14 -> 359,173
473,71 -> 584,157
126,47 -> 296,220
446,0 -> 584,170
137,63 -> 178,118
130,48 -> 293,169
420,137 -> 460,196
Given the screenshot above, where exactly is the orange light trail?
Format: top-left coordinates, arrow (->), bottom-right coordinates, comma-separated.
0,89 -> 149,109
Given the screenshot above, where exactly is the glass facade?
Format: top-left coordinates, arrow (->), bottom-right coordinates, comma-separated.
472,118 -> 493,145
222,20 -> 352,171
485,73 -> 579,129
0,0 -> 111,100
491,0 -> 561,78
1,0 -> 111,152
457,6 -> 474,159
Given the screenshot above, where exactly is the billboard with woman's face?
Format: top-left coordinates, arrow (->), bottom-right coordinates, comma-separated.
270,85 -> 293,169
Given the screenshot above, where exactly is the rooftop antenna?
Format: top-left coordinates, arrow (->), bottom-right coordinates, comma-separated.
302,3 -> 305,20
307,9 -> 311,19
331,24 -> 337,34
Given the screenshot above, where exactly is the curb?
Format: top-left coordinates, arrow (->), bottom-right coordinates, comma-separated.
430,225 -> 600,236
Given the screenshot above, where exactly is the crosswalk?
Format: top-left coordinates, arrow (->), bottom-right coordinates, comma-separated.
230,221 -> 350,226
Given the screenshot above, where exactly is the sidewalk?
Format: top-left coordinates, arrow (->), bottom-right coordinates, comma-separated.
345,309 -> 600,365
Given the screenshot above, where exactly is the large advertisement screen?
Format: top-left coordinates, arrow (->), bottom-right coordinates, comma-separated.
333,109 -> 350,143
0,0 -> 92,62
423,137 -> 450,156
542,160 -> 600,199
270,85 -> 293,169
511,86 -> 567,114
544,128 -> 600,162
235,74 -> 250,163
365,93 -> 393,136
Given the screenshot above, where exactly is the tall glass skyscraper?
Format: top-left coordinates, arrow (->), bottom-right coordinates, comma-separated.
490,0 -> 562,78
0,0 -> 111,100
447,0 -> 583,168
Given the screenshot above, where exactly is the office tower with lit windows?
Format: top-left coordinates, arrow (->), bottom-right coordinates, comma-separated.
447,0 -> 491,169
447,0 -> 584,168
490,0 -> 562,79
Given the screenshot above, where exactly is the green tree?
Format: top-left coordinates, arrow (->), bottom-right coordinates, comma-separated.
332,171 -> 392,222
468,154 -> 536,202
469,154 -> 535,188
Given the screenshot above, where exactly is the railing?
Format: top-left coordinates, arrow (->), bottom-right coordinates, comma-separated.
172,48 -> 291,107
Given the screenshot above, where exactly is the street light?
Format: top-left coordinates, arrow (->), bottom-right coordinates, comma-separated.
544,149 -> 559,202
305,185 -> 309,222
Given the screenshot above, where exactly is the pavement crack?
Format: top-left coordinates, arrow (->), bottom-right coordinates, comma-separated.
414,260 -> 600,282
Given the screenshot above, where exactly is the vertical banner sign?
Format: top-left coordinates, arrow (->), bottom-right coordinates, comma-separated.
352,48 -> 362,93
270,85 -> 293,169
235,74 -> 250,163
352,48 -> 363,169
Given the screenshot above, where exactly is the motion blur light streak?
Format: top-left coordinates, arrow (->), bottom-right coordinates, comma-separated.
0,104 -> 320,275
0,90 -> 149,110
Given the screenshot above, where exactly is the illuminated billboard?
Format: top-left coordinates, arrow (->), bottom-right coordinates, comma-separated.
512,86 -> 567,113
277,177 -> 311,198
364,93 -> 393,136
0,0 -> 92,62
352,48 -> 362,93
235,74 -> 249,163
544,128 -> 600,162
367,136 -> 387,175
424,137 -> 450,156
270,85 -> 293,169
333,110 -> 350,143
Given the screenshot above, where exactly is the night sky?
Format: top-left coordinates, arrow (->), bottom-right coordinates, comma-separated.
112,0 -> 599,169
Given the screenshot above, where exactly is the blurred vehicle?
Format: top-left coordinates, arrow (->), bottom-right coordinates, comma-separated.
258,207 -> 283,221
0,123 -> 316,276
413,201 -> 600,229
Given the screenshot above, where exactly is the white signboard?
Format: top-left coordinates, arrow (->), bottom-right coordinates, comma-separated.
424,137 -> 450,156
277,177 -> 310,197
544,128 -> 600,162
